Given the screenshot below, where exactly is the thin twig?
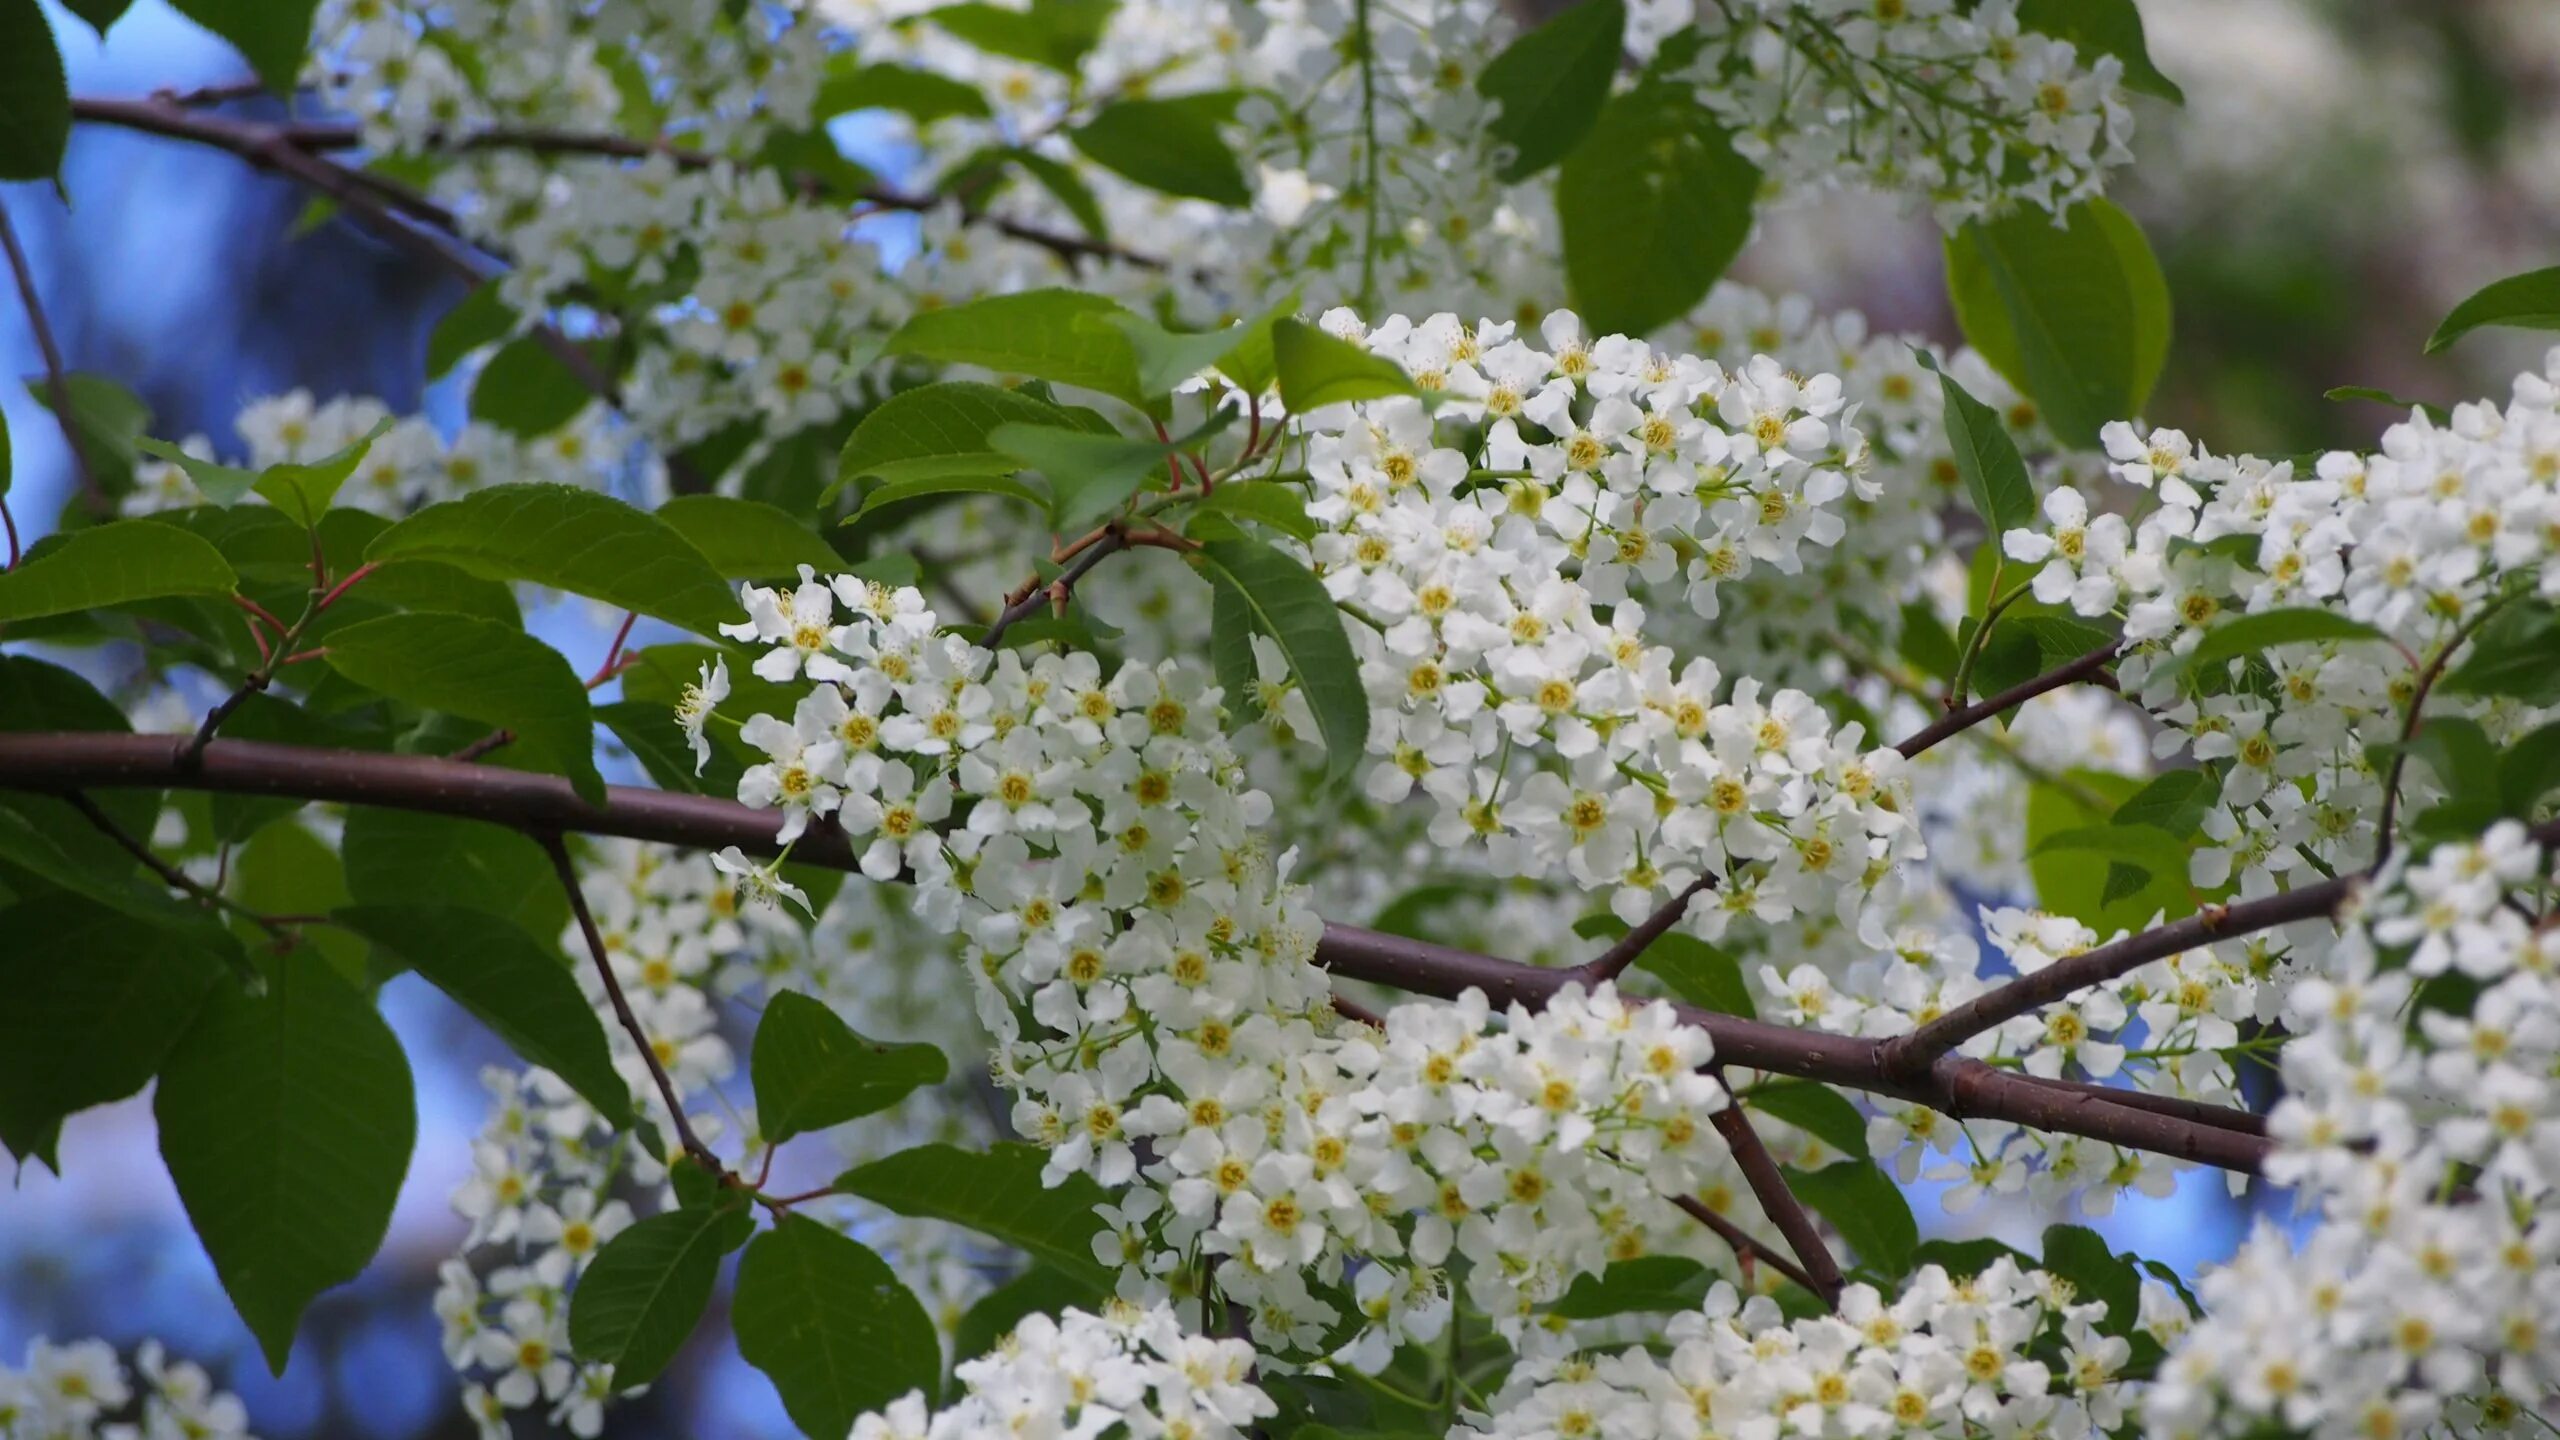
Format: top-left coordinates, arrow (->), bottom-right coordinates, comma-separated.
1895,642 -> 2123,761
538,829 -> 720,1170
451,730 -> 517,763
0,200 -> 99,512
980,528 -> 1133,650
1709,1090 -> 1844,1308
1573,875 -> 1715,985
61,790 -> 296,945
587,611 -> 639,689
2371,596 -> 2514,871
1671,1193 -> 1825,1297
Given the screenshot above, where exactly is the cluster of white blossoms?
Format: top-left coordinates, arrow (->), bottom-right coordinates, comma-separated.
123,388 -> 646,517
709,550 -> 1812,1360
1301,308 -> 1928,945
1651,0 -> 2140,224
2149,822 -> 2560,1435
0,1339 -> 257,1440
1468,1260 -> 2185,1440
848,1303 -> 1272,1440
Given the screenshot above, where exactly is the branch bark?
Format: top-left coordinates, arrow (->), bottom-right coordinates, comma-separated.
0,730 -> 2277,1173
1708,1091 -> 1844,1308
0,199 -> 100,513
1894,641 -> 2122,761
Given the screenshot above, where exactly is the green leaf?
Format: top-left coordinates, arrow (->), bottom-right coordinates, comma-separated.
2324,385 -> 2451,426
157,949 -> 416,1373
1192,538 -> 1368,785
2110,769 -> 2215,837
734,1216 -> 941,1440
883,289 -> 1145,407
334,904 -> 635,1126
2426,264 -> 2560,353
832,1142 -> 1113,1288
568,1199 -> 754,1388
2154,607 -> 2391,690
0,520 -> 237,623
341,809 -> 567,942
836,380 -> 1096,495
1272,319 -> 1418,412
1781,1160 -> 1912,1278
2026,769 -> 2184,930
1913,350 -> 2035,537
1944,198 -> 2171,449
2400,716 -> 2497,816
752,991 -> 948,1145
227,822 -> 373,990
60,0 -> 136,37
1640,935 -> 1755,1018
2039,1224 -> 2141,1334
1744,1081 -> 1868,1159
989,422 -> 1172,533
168,0 -> 322,95
1477,0 -> 1624,180
469,335 -> 597,438
427,281 -> 514,379
367,484 -> 741,637
1911,1237 -> 2028,1279
321,612 -> 606,803
817,60 -> 994,124
252,419 -> 393,528
1549,1255 -> 1711,1318
27,373 -> 152,499
1557,84 -> 1758,337
0,895 -> 226,1167
1190,480 -> 1315,542
654,495 -> 842,580
0,0 -> 69,181
1070,92 -> 1250,205
854,471 -> 1052,520
2016,0 -> 2184,103
2441,601 -> 2560,706
1107,302 -> 1292,399
925,0 -> 1113,72
952,1266 -> 1103,1364
136,438 -> 262,506
2498,722 -> 2560,818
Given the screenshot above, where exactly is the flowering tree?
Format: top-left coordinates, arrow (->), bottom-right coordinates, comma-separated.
4,0 -> 2560,1436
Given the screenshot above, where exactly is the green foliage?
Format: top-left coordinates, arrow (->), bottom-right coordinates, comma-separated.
836,381 -> 1101,494
655,495 -> 842,580
951,1267 -> 1104,1365
341,808 -> 569,942
1070,92 -> 1249,205
883,290 -> 1146,407
2025,769 -> 2188,930
469,336 -> 598,438
734,1216 -> 941,1440
2150,606 -> 2390,690
2110,769 -> 2217,837
2016,0 -> 2184,103
569,1197 -> 755,1388
1945,198 -> 2171,449
366,484 -> 741,636
335,903 -> 635,1125
1271,320 -> 1418,411
251,420 -> 393,528
157,950 -> 416,1373
1194,537 -> 1369,785
926,0 -> 1114,73
2426,264 -> 2560,352
1476,0 -> 1624,181
1548,1255 -> 1712,1318
1557,83 -> 1758,337
60,0 -> 135,37
426,281 -> 515,379
991,421 -> 1180,532
135,438 -> 262,506
751,991 -> 948,1145
1915,350 -> 2036,538
0,519 -> 236,622
320,611 -> 607,802
1744,1081 -> 1870,1159
27,373 -> 152,502
1781,1159 -> 1915,1278
0,895 -> 226,1167
818,61 -> 994,124
2441,600 -> 2560,706
1190,480 -> 1315,542
0,0 -> 68,181
168,0 -> 323,95
832,1142 -> 1115,1287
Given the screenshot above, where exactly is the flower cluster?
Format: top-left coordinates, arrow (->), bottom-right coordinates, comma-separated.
125,388 -> 645,518
1467,1259 -> 2182,1440
2151,821 -> 2560,1434
0,1338 -> 256,1440
848,1303 -> 1272,1440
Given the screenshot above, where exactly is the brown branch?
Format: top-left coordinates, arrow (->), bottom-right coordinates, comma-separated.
450,729 -> 516,763
538,829 -> 720,1171
0,199 -> 100,513
1895,641 -> 2122,761
980,528 -> 1133,650
2371,597 -> 2514,871
0,731 -> 2281,1173
1670,1194 -> 1825,1297
60,790 -> 295,946
1572,874 -> 1714,986
1709,1090 -> 1844,1308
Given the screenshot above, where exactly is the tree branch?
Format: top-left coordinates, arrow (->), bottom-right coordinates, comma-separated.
980,527 -> 1133,650
1669,1193 -> 1826,1297
1571,874 -> 1714,986
60,790 -> 296,945
0,730 -> 2279,1173
0,199 -> 100,513
1708,1091 -> 1844,1307
537,828 -> 720,1171
1895,641 -> 2122,761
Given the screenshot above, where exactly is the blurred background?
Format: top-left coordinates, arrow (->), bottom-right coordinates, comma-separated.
4,0 -> 2559,1434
